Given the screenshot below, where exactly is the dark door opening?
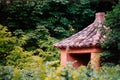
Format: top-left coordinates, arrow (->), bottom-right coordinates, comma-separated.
70,53 -> 90,68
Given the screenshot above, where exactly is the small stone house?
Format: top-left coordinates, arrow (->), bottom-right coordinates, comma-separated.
54,12 -> 107,68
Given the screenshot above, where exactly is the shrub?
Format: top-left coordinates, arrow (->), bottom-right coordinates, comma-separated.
101,1 -> 120,64
0,66 -> 14,80
0,24 -> 16,65
0,65 -> 120,80
14,25 -> 60,62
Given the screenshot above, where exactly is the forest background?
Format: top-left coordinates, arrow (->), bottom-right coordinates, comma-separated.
0,0 -> 120,80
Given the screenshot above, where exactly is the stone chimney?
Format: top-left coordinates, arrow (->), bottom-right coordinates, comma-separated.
95,12 -> 105,23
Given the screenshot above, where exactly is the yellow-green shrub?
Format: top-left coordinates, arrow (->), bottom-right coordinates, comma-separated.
0,64 -> 120,80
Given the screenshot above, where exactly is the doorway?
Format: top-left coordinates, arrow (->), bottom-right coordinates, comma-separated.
69,53 -> 90,68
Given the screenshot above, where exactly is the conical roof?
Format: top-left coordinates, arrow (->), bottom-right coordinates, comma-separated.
54,12 -> 108,48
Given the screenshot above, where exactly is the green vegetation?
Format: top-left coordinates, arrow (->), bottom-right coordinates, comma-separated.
0,25 -> 16,65
101,1 -> 120,65
0,65 -> 120,80
0,0 -> 120,80
1,0 -> 95,38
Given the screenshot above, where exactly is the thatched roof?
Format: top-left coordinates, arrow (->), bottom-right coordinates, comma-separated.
54,12 -> 108,48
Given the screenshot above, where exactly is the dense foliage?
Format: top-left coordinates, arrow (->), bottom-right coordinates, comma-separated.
1,0 -> 95,38
101,1 -> 120,65
0,25 -> 16,65
0,65 -> 120,80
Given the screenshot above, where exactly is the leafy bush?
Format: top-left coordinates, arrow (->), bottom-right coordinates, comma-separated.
14,25 -> 60,62
0,65 -> 120,80
0,25 -> 16,53
0,66 -> 14,80
0,24 -> 59,68
6,46 -> 33,68
46,65 -> 120,80
101,1 -> 120,64
0,25 -> 16,64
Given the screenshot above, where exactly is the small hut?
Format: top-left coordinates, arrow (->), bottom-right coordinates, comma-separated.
54,12 -> 107,68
